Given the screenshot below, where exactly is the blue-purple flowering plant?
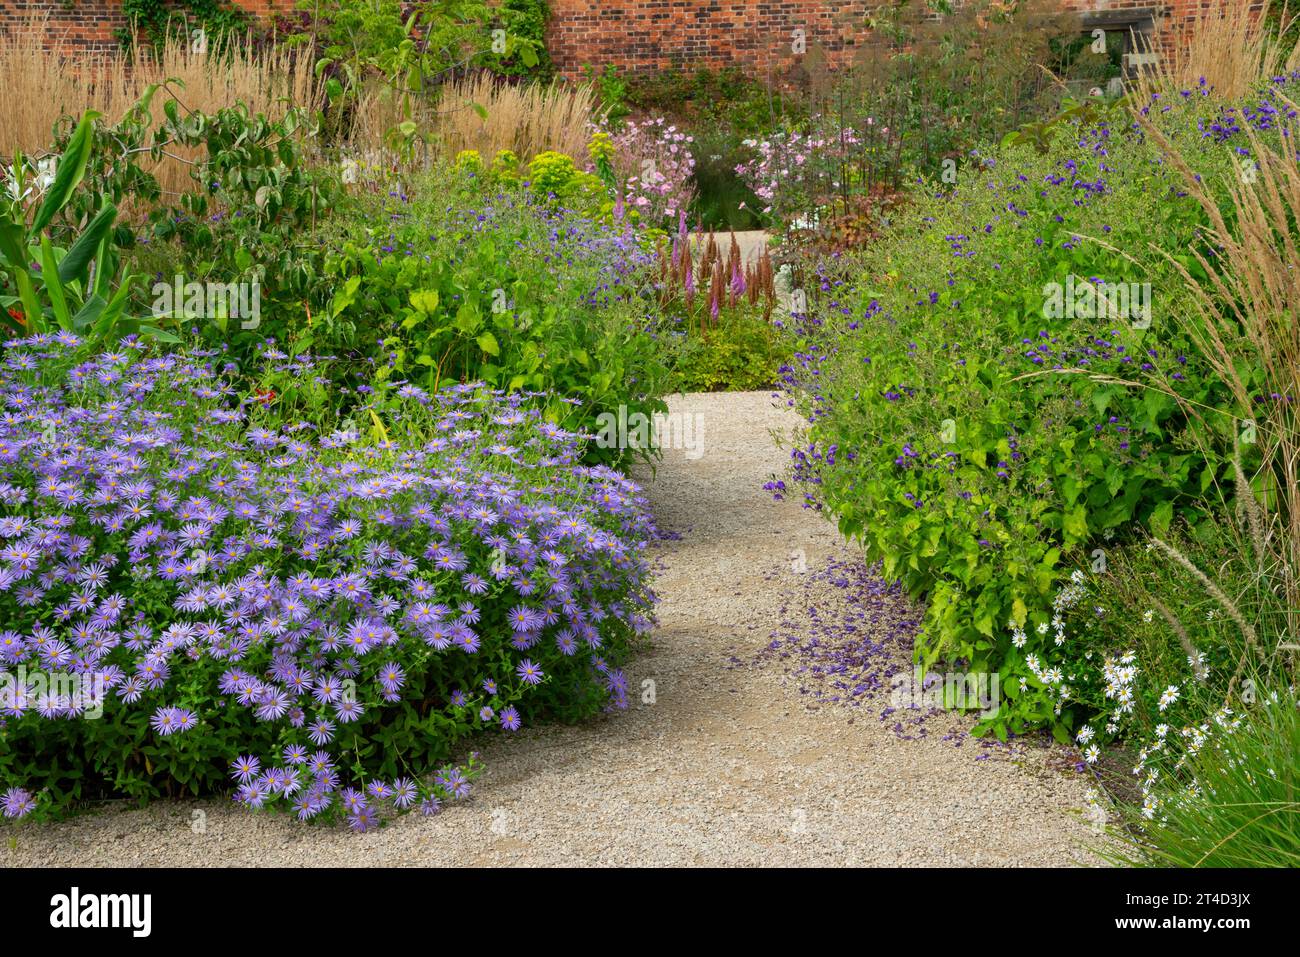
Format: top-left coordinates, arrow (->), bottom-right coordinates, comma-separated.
777,74 -> 1300,742
0,335 -> 655,827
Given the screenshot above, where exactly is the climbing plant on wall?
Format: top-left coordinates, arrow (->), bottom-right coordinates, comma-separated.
482,0 -> 553,79
117,0 -> 251,50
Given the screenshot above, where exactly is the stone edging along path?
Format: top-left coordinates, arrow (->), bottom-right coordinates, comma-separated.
2,391 -> 1096,866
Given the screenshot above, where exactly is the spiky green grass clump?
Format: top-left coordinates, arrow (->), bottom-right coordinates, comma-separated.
1108,691 -> 1300,868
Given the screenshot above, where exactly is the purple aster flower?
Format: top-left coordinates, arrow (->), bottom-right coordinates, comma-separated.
391,777 -> 418,809
506,605 -> 543,633
441,767 -> 471,799
1,787 -> 37,818
500,706 -> 521,731
308,718 -> 335,745
150,707 -> 184,735
516,659 -> 544,685
377,663 -> 405,694
335,698 -> 365,723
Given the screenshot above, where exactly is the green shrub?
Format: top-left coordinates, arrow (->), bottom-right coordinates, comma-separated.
94,105 -> 665,455
780,77 -> 1300,740
622,66 -> 793,230
118,0 -> 250,51
581,64 -> 630,128
308,166 -> 669,458
481,0 -> 553,80
134,99 -> 341,340
1068,508 -> 1280,735
45,86 -> 344,357
670,309 -> 789,392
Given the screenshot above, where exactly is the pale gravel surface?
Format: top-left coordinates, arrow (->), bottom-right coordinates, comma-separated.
2,391 -> 1097,867
688,229 -> 768,262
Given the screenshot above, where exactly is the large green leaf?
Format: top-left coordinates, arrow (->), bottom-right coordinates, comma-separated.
92,229 -> 115,300
71,293 -> 107,333
0,214 -> 29,268
1062,504 -> 1088,541
57,203 -> 117,286
91,279 -> 133,342
0,216 -> 43,332
1149,499 -> 1174,537
137,323 -> 181,344
39,236 -> 71,331
31,111 -> 102,234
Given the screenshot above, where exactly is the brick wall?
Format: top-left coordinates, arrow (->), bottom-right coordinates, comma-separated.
544,0 -> 1256,78
0,0 -> 293,55
0,0 -> 1257,71
0,0 -> 125,54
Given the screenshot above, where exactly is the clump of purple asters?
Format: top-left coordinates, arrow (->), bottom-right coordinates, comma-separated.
0,335 -> 656,825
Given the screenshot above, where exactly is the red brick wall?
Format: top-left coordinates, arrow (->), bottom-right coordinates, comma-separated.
0,0 -> 125,54
0,0 -> 293,54
544,0 -> 1256,77
0,0 -> 1258,70
545,1 -> 878,78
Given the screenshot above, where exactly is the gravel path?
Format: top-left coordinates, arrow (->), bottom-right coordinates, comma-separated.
689,229 -> 769,264
3,391 -> 1096,867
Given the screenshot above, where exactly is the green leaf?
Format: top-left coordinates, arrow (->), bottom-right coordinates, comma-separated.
57,203 -> 117,286
0,215 -> 30,269
0,217 -> 43,333
476,331 -> 500,356
330,275 -> 362,319
1060,473 -> 1081,505
1150,499 -> 1174,536
39,236 -> 72,331
1063,504 -> 1088,541
1011,597 -> 1027,627
1200,462 -> 1217,493
454,302 -> 481,334
92,229 -> 114,300
71,293 -> 107,333
137,323 -> 181,344
408,288 -> 440,313
32,111 -> 102,234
